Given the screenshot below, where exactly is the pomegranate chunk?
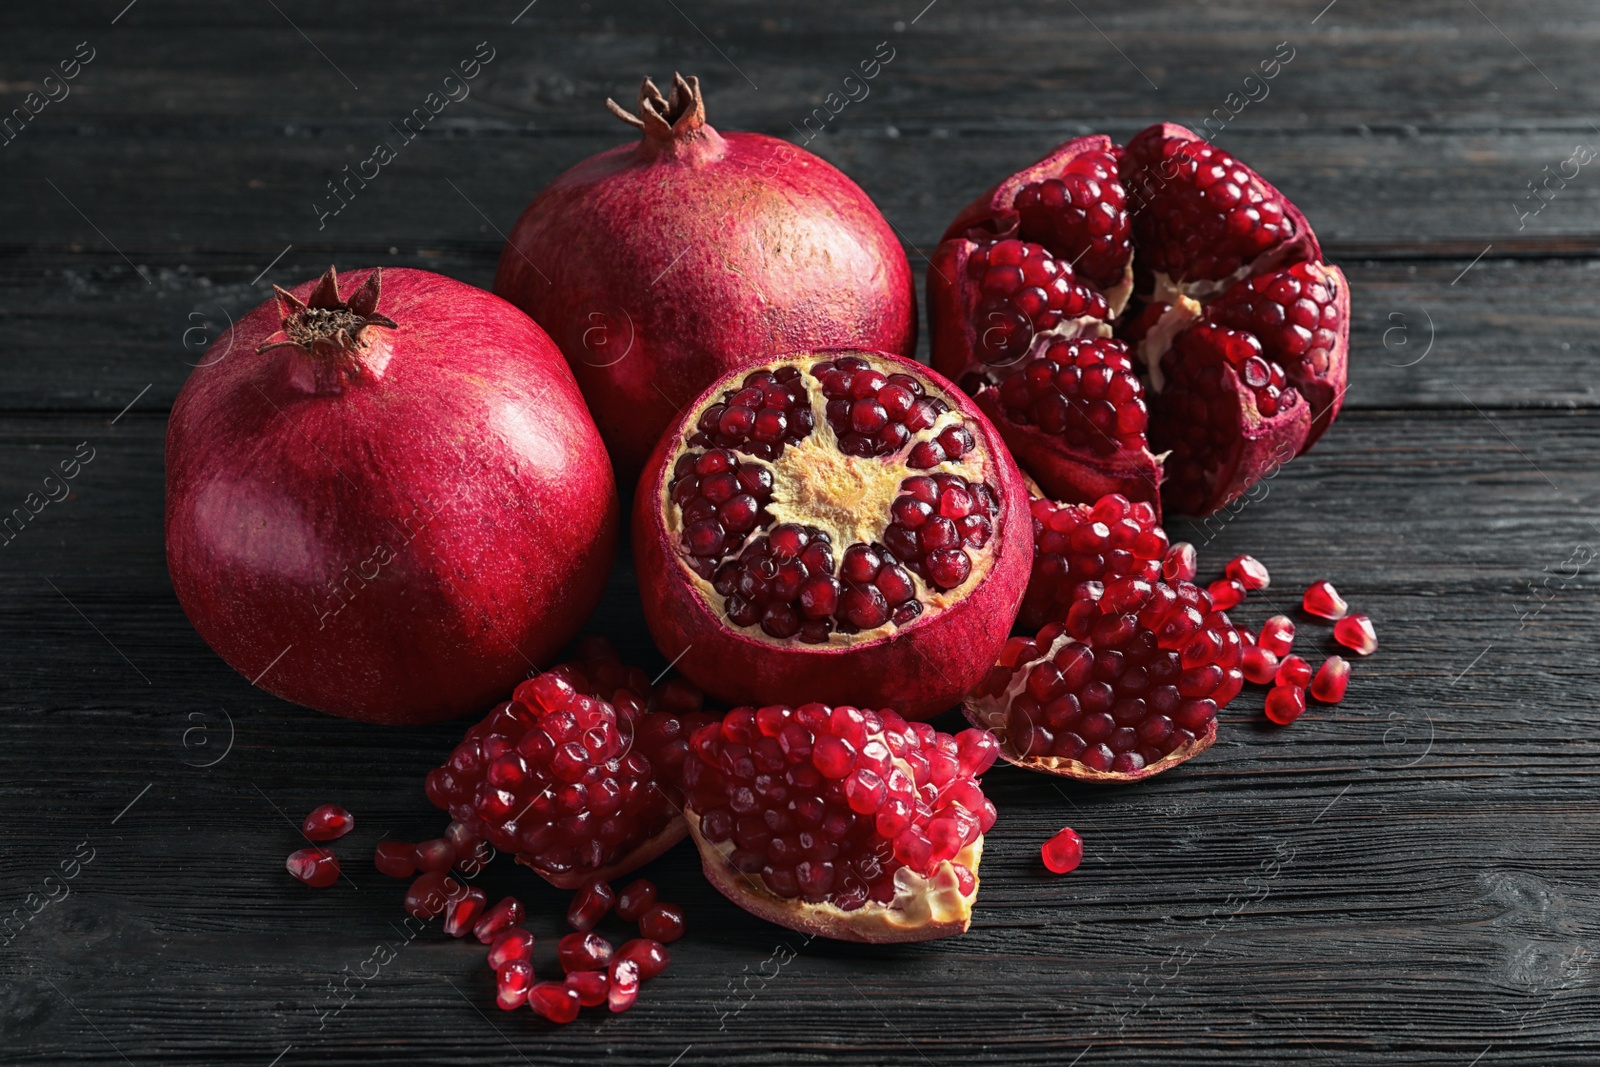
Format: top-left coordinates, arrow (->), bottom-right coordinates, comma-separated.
301,804 -> 353,841
1275,655 -> 1312,689
527,981 -> 580,1024
1264,685 -> 1307,726
1041,826 -> 1083,874
1019,493 -> 1167,631
614,879 -> 658,923
373,840 -> 417,879
1258,615 -> 1295,657
1310,656 -> 1351,703
567,877 -> 614,932
1302,579 -> 1347,620
473,896 -> 524,944
638,903 -> 685,944
443,887 -> 487,938
285,847 -> 339,888
1333,613 -> 1378,655
617,938 -> 670,980
557,932 -> 613,974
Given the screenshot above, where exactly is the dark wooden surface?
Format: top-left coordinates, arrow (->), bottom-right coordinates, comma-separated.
3,2 -> 1598,1064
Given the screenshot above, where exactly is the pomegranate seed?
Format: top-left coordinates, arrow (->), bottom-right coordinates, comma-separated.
404,871 -> 459,919
1162,542 -> 1198,582
614,879 -> 658,923
473,896 -> 525,944
1275,655 -> 1312,689
1333,613 -> 1377,655
1258,615 -> 1295,657
1224,554 -> 1270,591
373,839 -> 416,879
413,838 -> 456,874
1241,644 -> 1279,685
1264,685 -> 1307,725
1207,578 -> 1246,611
301,803 -> 353,841
567,877 -> 615,932
443,887 -> 487,938
1310,656 -> 1350,703
1302,579 -> 1347,620
1041,826 -> 1083,874
496,960 -> 534,1010
608,958 -> 641,1013
617,938 -> 670,980
1020,494 -> 1167,632
527,981 -> 580,1023
638,903 -> 685,943
565,969 -> 609,1007
557,931 -> 614,973
285,847 -> 339,888
488,928 -> 536,970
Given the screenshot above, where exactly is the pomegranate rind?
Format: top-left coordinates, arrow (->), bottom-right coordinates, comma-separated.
685,810 -> 981,944
963,700 -> 1216,784
633,348 -> 1032,721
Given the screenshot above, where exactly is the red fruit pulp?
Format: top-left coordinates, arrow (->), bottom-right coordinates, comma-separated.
166,267 -> 617,724
1258,615 -> 1296,657
566,970 -> 609,1008
443,888 -> 487,938
1275,655 -> 1312,689
489,928 -> 536,970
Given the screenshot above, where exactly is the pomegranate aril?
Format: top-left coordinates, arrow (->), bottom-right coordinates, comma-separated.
373,839 -> 416,879
557,931 -> 614,973
1207,578 -> 1246,611
638,902 -> 686,943
405,871 -> 460,919
1225,555 -> 1270,591
567,877 -> 615,932
1019,493 -> 1166,632
1041,826 -> 1083,874
617,938 -> 671,980
1264,685 -> 1307,725
488,927 -> 536,969
608,958 -> 641,1013
444,887 -> 488,938
301,803 -> 354,841
527,981 -> 580,1024
496,959 -> 534,1011
414,838 -> 456,874
1162,542 -> 1198,582
1310,656 -> 1351,703
1333,613 -> 1378,655
1258,615 -> 1295,657
1303,579 -> 1348,620
614,879 -> 658,923
1275,655 -> 1312,689
285,847 -> 339,888
473,896 -> 525,944
1241,644 -> 1279,686
566,969 -> 609,1007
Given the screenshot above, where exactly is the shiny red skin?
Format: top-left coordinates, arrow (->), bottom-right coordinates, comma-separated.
165,268 -> 619,724
632,349 -> 1032,721
494,77 -> 916,486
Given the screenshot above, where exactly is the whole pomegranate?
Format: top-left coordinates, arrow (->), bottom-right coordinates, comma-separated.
166,267 -> 618,725
929,122 -> 1348,516
494,73 -> 916,485
633,349 -> 1031,721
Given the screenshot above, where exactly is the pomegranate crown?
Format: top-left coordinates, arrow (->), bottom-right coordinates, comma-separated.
606,73 -> 720,158
258,265 -> 397,359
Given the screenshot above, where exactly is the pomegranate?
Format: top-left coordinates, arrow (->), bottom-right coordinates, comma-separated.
682,703 -> 999,943
426,638 -> 713,889
965,576 -> 1242,782
634,349 -> 1031,720
166,266 -> 617,725
1018,492 -> 1167,632
929,123 -> 1348,516
495,73 -> 916,485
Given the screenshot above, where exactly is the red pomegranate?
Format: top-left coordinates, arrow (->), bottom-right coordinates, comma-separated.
633,349 -> 1031,721
929,123 -> 1348,516
166,267 -> 618,725
494,74 -> 916,485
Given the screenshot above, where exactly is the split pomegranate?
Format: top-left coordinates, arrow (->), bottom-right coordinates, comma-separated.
285,847 -> 339,888
1041,826 -> 1083,874
634,349 -> 1031,720
166,266 -> 617,724
1334,613 -> 1379,655
426,638 -> 713,889
682,703 -> 998,943
301,804 -> 353,841
929,123 -> 1349,516
1018,493 -> 1168,632
966,575 -> 1242,782
495,73 -> 915,485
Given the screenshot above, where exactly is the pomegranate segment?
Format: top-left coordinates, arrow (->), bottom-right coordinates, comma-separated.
496,961 -> 534,1011
617,938 -> 670,980
489,928 -> 536,970
1241,644 -> 1280,685
635,350 -> 1032,721
566,970 -> 609,1008
966,576 -> 1242,782
1275,655 -> 1313,689
1019,493 -> 1167,632
682,704 -> 996,943
557,932 -> 614,973
1041,826 -> 1083,874
931,122 -> 1349,517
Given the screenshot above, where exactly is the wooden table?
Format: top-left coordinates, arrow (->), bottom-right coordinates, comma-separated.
3,2 -> 1596,1063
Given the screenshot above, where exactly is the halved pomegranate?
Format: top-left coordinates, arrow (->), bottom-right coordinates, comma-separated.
965,575 -> 1243,782
682,703 -> 999,943
930,123 -> 1348,516
425,638 -> 712,889
633,350 -> 1031,720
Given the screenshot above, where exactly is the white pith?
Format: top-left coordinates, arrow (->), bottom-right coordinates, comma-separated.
660,352 -> 1001,646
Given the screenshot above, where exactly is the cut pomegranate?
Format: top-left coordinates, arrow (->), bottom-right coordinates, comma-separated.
1264,685 -> 1307,726
1018,492 -> 1167,631
496,960 -> 534,1011
427,638 -> 713,890
931,123 -> 1348,517
1258,615 -> 1295,657
608,958 -> 641,1013
1041,826 -> 1083,874
683,704 -> 996,943
1225,555 -> 1270,591
1241,644 -> 1279,685
1207,578 -> 1247,611
614,879 -> 658,923
1334,613 -> 1378,655
1162,541 -> 1198,582
413,839 -> 455,875
557,932 -> 614,973
285,847 -> 339,888
967,576 -> 1241,782
301,804 -> 353,842
373,840 -> 417,879
1303,579 -> 1347,620
488,928 -> 536,970
443,887 -> 487,938
617,938 -> 670,980
1275,655 -> 1312,689
1310,656 -> 1351,703
634,350 -> 1032,720
637,903 -> 685,944
404,872 -> 459,920
527,982 -> 580,1024
566,970 -> 609,1008
567,878 -> 614,932
473,897 -> 524,944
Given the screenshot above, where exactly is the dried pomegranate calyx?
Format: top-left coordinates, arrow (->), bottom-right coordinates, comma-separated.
258,265 -> 397,359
